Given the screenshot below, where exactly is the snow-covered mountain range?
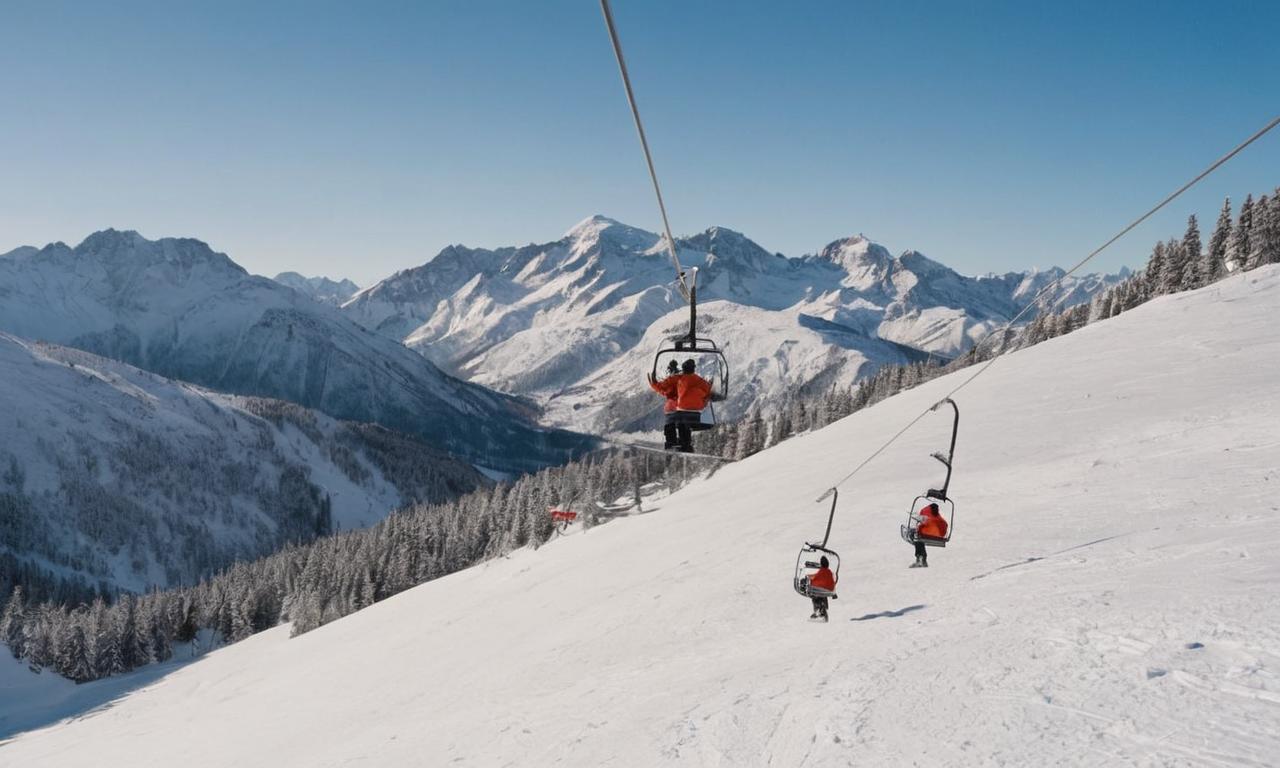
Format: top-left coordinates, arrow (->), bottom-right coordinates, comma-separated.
0,230 -> 592,472
272,272 -> 360,306
10,265 -> 1276,767
0,333 -> 487,593
342,216 -> 1122,433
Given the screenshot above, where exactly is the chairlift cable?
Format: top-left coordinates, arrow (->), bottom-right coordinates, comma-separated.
599,0 -> 691,303
816,113 -> 1280,502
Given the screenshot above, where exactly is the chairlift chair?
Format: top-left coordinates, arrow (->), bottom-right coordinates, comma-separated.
900,491 -> 956,548
651,337 -> 728,430
548,508 -> 578,535
794,488 -> 841,600
650,267 -> 729,430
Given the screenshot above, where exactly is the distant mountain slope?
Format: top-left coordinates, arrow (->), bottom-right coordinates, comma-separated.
0,230 -> 592,472
0,332 -> 487,593
342,216 -> 1120,431
273,272 -> 360,306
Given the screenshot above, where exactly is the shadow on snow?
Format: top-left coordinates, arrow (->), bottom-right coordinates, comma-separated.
848,604 -> 927,622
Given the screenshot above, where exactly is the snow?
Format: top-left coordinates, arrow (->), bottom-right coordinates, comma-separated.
5,266 -> 1279,766
0,334 -> 435,591
0,633 -> 215,742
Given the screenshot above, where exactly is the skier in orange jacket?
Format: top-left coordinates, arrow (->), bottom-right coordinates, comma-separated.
806,556 -> 837,621
909,502 -> 948,568
647,359 -> 712,452
661,360 -> 679,412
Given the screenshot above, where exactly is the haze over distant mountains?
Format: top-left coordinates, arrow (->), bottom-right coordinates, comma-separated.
340,215 -> 1122,433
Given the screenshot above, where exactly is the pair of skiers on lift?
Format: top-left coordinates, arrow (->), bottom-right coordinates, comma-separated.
647,358 -> 711,453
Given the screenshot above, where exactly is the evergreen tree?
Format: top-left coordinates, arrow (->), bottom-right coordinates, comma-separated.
1246,195 -> 1270,269
1159,239 -> 1186,295
1205,197 -> 1232,283
1144,241 -> 1166,295
1179,214 -> 1202,289
0,586 -> 25,658
1227,194 -> 1254,270
1253,192 -> 1280,267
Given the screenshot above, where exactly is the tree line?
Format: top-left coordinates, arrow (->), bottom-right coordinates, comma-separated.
1,447 -> 689,682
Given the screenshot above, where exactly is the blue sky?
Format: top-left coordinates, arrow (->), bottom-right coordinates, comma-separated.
2,1 -> 1277,284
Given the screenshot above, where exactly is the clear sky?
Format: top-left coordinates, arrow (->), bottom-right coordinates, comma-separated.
2,1 -> 1277,285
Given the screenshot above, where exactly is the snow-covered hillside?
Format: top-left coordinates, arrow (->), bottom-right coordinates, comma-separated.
343,216 -> 1119,432
7,264 -> 1276,765
272,272 -> 360,306
0,333 -> 484,593
0,230 -> 591,472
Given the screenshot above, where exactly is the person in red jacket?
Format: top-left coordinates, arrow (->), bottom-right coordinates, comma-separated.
806,555 -> 837,621
909,502 -> 948,568
656,360 -> 680,448
647,359 -> 712,452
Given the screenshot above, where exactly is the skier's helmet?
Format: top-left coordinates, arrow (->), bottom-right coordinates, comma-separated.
666,359 -> 679,375
681,358 -> 696,374
819,555 -> 829,568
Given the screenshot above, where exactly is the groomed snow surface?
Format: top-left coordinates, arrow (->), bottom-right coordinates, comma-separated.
6,267 -> 1280,766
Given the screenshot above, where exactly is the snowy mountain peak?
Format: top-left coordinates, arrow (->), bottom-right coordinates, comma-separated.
683,226 -> 781,277
563,214 -> 622,240
810,235 -> 895,289
564,214 -> 660,256
75,227 -> 147,252
895,249 -> 951,277
67,229 -> 248,279
813,235 -> 893,268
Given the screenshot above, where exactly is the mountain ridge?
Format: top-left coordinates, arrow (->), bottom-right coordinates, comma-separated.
341,216 -> 1122,432
0,230 -> 593,473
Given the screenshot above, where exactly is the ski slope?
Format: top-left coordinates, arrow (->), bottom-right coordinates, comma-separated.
6,266 -> 1280,766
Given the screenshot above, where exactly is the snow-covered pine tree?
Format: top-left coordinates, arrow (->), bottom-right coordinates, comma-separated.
0,586 -> 25,658
1228,194 -> 1254,271
59,617 -> 95,683
1144,241 -> 1166,296
1159,239 -> 1186,295
1180,214 -> 1202,289
114,594 -> 151,670
1252,192 -> 1280,267
1246,195 -> 1269,269
1205,197 -> 1232,283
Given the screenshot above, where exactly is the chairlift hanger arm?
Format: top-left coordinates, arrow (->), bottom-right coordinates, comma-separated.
814,488 -> 837,549
929,398 -> 959,499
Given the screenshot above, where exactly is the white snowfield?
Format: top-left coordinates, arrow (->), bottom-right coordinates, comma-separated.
7,266 -> 1279,766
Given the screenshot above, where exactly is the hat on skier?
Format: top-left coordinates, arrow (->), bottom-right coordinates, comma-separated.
681,359 -> 696,373
820,555 -> 829,568
666,359 -> 679,374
